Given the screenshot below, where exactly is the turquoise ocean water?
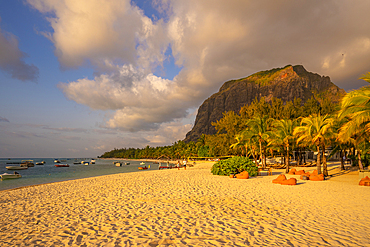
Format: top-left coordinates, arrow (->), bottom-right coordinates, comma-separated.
0,158 -> 156,191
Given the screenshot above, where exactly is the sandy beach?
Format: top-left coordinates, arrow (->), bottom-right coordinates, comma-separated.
1,161 -> 370,246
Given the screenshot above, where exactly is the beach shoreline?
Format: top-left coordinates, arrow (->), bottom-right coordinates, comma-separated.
0,161 -> 369,246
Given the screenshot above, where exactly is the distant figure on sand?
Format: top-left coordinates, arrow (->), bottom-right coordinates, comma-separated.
177,161 -> 180,170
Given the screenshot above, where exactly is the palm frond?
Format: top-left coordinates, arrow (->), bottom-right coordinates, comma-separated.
359,72 -> 370,83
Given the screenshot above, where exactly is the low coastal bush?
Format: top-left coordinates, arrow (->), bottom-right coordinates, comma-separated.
211,156 -> 258,176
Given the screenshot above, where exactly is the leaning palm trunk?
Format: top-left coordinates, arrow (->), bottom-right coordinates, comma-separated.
285,146 -> 290,173
340,150 -> 345,171
297,148 -> 302,166
251,147 -> 258,165
316,145 -> 321,175
358,151 -> 364,170
259,141 -> 266,169
322,144 -> 328,177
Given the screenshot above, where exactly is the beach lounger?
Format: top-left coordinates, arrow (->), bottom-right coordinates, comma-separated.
258,167 -> 272,176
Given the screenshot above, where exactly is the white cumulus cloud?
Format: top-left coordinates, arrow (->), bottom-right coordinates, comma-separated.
29,0 -> 370,143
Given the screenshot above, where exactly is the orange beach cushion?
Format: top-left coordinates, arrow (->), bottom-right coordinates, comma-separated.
309,174 -> 325,181
288,168 -> 296,175
272,174 -> 287,184
295,170 -> 306,175
236,171 -> 249,179
359,176 -> 370,186
281,178 -> 297,185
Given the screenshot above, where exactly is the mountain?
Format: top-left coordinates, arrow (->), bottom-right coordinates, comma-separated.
184,65 -> 346,143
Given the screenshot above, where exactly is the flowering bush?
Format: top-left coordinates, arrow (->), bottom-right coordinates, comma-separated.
211,156 -> 258,176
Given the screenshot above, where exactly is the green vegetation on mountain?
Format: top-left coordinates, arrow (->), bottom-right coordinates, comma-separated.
245,65 -> 292,86
184,65 -> 345,142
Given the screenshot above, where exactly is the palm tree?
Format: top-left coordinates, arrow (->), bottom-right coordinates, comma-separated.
293,114 -> 334,176
241,115 -> 272,169
338,126 -> 368,170
231,133 -> 259,164
338,87 -> 370,135
337,73 -> 370,170
230,133 -> 247,156
329,116 -> 353,170
269,119 -> 298,173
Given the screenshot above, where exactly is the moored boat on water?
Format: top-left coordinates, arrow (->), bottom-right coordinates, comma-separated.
115,162 -> 122,167
138,164 -> 150,170
36,162 -> 44,165
91,159 -> 96,164
54,160 -> 60,163
6,166 -> 28,170
0,172 -> 22,180
125,162 -> 130,165
55,164 -> 69,167
20,160 -> 34,167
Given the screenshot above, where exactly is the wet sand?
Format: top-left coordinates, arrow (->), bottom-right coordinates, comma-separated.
0,161 -> 369,246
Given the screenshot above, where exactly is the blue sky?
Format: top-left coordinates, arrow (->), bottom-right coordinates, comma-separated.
1,0 -> 370,158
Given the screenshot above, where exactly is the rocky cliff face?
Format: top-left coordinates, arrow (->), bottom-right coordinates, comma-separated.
184,65 -> 346,143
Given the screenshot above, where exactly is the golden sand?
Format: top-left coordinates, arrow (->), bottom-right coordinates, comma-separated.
0,162 -> 369,246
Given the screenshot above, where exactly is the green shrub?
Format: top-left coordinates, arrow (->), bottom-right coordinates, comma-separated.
211,156 -> 258,176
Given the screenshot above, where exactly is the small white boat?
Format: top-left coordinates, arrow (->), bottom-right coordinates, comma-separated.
54,160 -> 60,163
1,173 -> 22,179
140,162 -> 145,165
6,166 -> 28,170
84,162 -> 89,166
115,162 -> 122,167
91,159 -> 96,164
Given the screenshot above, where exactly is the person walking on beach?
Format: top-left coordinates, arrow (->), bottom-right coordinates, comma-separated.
183,159 -> 187,170
177,161 -> 180,170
